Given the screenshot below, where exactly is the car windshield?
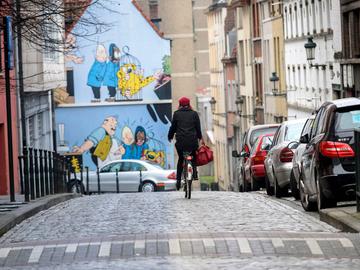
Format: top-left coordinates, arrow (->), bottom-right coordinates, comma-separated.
334,109 -> 360,131
261,136 -> 273,150
284,121 -> 306,142
250,127 -> 278,146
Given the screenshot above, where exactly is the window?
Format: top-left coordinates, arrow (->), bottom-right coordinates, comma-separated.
237,7 -> 243,29
239,41 -> 245,84
334,109 -> 360,132
101,162 -> 121,173
121,162 -> 147,172
284,121 -> 307,141
311,107 -> 324,137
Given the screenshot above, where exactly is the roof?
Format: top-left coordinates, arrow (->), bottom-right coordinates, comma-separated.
326,98 -> 360,109
131,0 -> 164,38
65,0 -> 164,38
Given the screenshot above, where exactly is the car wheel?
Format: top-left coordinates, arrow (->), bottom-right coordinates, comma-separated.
141,182 -> 155,192
69,180 -> 84,194
251,174 -> 260,191
299,178 -> 317,212
265,173 -> 274,196
316,174 -> 336,210
290,169 -> 300,200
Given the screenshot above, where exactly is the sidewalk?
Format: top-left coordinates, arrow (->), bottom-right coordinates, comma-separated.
320,205 -> 360,233
0,193 -> 78,237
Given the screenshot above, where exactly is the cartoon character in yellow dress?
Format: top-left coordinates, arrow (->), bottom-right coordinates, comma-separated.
117,63 -> 157,98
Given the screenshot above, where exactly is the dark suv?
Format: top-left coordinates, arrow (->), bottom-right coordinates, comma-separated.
299,98 -> 360,211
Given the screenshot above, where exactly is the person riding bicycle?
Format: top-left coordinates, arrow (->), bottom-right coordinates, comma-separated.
168,97 -> 203,190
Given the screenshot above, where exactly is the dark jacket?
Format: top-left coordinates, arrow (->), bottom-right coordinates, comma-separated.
168,107 -> 202,151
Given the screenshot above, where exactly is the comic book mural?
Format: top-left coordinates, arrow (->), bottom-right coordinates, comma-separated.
55,0 -> 173,169
60,0 -> 171,104
56,105 -> 174,170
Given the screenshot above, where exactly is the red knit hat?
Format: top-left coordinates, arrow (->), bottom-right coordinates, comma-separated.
179,97 -> 190,107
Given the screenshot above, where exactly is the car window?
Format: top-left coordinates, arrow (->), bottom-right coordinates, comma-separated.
311,108 -> 324,138
121,162 -> 147,172
250,137 -> 261,155
301,118 -> 314,137
272,127 -> 281,146
261,136 -> 273,150
249,127 -> 278,146
100,162 -> 121,173
334,109 -> 360,131
284,121 -> 306,141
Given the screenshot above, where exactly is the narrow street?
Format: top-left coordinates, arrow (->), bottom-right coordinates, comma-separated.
0,192 -> 359,269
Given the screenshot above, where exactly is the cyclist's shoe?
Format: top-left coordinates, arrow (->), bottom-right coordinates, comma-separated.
193,176 -> 199,181
176,179 -> 181,191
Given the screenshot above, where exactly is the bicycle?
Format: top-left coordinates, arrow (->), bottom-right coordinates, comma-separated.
182,152 -> 193,199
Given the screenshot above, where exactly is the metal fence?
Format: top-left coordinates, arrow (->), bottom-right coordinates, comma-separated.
18,147 -> 69,202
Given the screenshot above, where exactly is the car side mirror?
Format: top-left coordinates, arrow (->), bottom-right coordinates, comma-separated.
299,134 -> 309,144
240,151 -> 249,158
232,150 -> 240,158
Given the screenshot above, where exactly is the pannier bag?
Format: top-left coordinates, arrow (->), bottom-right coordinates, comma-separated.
196,144 -> 213,166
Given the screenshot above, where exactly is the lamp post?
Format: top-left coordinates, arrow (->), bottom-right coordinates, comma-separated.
269,72 -> 280,96
304,37 -> 326,68
235,95 -> 244,115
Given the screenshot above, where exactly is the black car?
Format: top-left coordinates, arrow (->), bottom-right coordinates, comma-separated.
299,98 -> 360,211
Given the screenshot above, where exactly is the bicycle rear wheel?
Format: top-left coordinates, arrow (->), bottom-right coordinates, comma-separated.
187,180 -> 192,199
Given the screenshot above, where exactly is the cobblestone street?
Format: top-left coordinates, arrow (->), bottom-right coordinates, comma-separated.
0,191 -> 359,269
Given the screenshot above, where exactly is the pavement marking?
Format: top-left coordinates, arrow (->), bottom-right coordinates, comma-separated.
98,242 -> 111,257
306,239 -> 323,255
0,248 -> 11,258
28,246 -> 44,263
169,239 -> 181,255
134,240 -> 145,250
203,239 -> 215,248
237,238 -> 252,254
65,244 -> 78,253
272,238 -> 285,248
339,238 -> 354,248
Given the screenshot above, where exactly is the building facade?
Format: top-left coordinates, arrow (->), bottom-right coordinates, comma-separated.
284,0 -> 342,118
0,15 -> 20,195
261,0 -> 288,124
207,1 -> 231,190
339,0 -> 360,96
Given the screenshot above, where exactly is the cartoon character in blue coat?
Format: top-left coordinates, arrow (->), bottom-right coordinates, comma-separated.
87,44 -> 107,102
103,44 -> 121,102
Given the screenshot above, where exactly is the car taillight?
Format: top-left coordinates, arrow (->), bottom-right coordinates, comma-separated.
320,141 -> 355,158
251,150 -> 267,165
167,172 -> 176,179
280,148 -> 294,163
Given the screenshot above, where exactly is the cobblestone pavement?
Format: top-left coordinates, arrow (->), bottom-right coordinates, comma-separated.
0,191 -> 359,269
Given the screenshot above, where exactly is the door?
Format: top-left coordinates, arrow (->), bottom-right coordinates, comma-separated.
99,162 -> 121,192
118,162 -> 147,192
302,108 -> 325,195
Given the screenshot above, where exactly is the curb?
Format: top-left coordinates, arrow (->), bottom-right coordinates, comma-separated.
0,193 -> 78,237
319,208 -> 360,233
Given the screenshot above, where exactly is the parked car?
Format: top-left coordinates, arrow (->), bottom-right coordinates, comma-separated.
264,118 -> 307,198
243,134 -> 274,191
290,115 -> 315,200
233,124 -> 280,192
69,160 -> 177,193
299,98 -> 360,211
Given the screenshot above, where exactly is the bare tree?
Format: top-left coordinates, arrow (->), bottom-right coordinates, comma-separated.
1,0 -> 115,52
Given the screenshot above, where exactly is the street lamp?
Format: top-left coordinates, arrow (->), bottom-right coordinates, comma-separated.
304,37 -> 326,68
209,97 -> 226,116
235,95 -> 244,115
269,72 -> 280,95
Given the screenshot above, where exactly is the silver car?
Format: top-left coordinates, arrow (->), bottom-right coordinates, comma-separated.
264,119 -> 307,198
69,160 -> 176,193
290,116 -> 315,200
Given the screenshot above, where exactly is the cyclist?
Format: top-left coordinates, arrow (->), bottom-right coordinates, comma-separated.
168,96 -> 203,190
